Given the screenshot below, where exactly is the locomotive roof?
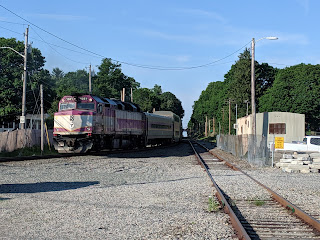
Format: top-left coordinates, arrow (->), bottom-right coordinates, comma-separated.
92,96 -> 106,104
102,98 -> 118,106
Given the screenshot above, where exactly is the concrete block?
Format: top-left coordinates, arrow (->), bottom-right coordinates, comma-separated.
291,160 -> 304,165
302,161 -> 312,165
294,154 -> 309,158
300,169 -> 311,173
310,153 -> 320,158
312,158 -> 320,163
296,156 -> 309,161
275,162 -> 290,168
283,154 -> 293,159
308,164 -> 320,170
283,168 -> 299,173
310,169 -> 319,173
280,159 -> 293,163
286,165 -> 309,170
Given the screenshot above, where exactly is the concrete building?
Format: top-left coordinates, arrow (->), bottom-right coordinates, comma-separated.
0,114 -> 49,132
236,112 -> 305,143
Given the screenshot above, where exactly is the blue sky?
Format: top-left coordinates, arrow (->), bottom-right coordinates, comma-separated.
0,0 -> 318,127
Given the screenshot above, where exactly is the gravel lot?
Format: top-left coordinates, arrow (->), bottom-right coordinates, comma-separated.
0,143 -> 236,240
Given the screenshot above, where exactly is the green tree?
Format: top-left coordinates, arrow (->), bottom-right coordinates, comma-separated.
189,48 -> 278,136
159,92 -> 184,119
189,81 -> 228,135
132,88 -> 157,112
259,64 -> 320,131
50,69 -> 89,113
0,37 -> 47,122
93,58 -> 140,99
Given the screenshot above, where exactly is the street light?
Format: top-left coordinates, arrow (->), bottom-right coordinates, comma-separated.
0,26 -> 29,129
251,36 -> 278,138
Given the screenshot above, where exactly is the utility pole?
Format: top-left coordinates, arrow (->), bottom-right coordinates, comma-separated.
21,26 -> 29,129
229,99 -> 231,135
222,108 -> 225,134
131,88 -> 133,102
251,38 -> 256,137
212,117 -> 215,135
89,64 -> 92,94
122,88 -> 125,101
205,115 -> 208,137
40,84 -> 44,154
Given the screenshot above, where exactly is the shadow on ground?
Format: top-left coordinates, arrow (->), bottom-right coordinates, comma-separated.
0,181 -> 99,194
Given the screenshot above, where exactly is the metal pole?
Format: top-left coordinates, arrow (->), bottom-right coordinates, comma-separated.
131,88 -> 133,102
40,84 -> 44,154
21,26 -> 29,129
89,64 -> 92,94
122,88 -> 125,101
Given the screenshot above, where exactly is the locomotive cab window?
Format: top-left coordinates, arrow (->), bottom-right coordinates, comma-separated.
97,104 -> 103,113
77,103 -> 95,110
60,102 -> 76,110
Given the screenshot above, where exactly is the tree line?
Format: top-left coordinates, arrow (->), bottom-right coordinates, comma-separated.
189,49 -> 320,135
0,37 -> 184,126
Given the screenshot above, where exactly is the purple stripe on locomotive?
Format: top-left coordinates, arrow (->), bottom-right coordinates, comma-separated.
116,119 -> 145,129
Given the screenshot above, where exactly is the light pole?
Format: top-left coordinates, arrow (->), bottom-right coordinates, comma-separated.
251,37 -> 278,138
0,26 -> 29,129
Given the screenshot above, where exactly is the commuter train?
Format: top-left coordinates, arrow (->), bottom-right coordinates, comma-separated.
53,94 -> 182,153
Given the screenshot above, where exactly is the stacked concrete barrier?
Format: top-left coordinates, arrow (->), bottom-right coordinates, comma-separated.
275,153 -> 320,173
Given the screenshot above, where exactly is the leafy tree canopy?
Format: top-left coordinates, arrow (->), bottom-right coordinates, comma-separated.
0,37 -> 47,122
259,64 -> 320,130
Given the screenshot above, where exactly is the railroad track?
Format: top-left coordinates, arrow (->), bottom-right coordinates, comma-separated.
188,140 -> 320,240
0,142 -> 180,163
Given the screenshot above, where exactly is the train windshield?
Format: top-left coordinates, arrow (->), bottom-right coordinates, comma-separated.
77,103 -> 95,110
60,102 -> 76,110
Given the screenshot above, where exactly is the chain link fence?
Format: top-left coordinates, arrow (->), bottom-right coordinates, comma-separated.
217,134 -> 270,166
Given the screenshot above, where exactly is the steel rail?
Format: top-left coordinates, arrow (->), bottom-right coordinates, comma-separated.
188,140 -> 250,240
197,141 -> 320,233
0,142 -> 180,163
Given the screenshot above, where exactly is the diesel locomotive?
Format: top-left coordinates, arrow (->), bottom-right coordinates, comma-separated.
53,94 -> 182,153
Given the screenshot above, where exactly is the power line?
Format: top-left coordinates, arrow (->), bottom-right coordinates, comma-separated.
29,26 -> 90,65
0,24 -> 100,60
0,4 -> 253,71
0,19 -> 26,25
0,25 -> 23,36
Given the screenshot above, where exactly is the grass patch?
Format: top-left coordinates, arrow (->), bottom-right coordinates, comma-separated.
0,145 -> 59,158
208,196 -> 220,212
250,198 -> 266,206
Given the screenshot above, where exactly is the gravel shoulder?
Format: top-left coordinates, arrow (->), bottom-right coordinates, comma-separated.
0,143 -> 236,240
208,146 -> 320,221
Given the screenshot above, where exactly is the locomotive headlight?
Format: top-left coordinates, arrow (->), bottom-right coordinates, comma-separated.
89,98 -> 93,102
